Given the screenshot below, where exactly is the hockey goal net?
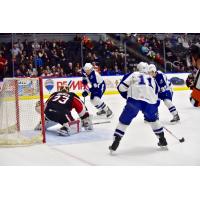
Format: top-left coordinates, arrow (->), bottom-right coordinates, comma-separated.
0,78 -> 45,146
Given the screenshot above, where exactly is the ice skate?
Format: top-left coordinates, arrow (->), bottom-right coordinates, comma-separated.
57,126 -> 70,136
106,107 -> 113,118
170,114 -> 180,123
109,135 -> 121,153
157,133 -> 168,147
96,109 -> 106,116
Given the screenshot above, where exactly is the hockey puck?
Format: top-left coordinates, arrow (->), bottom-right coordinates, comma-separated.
179,137 -> 185,143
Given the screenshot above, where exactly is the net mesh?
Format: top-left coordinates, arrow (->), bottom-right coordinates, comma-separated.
0,78 -> 44,146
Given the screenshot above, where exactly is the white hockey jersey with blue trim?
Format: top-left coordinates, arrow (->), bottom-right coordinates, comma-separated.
118,72 -> 158,104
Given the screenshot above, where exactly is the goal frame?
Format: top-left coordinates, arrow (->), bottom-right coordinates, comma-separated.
0,77 -> 46,145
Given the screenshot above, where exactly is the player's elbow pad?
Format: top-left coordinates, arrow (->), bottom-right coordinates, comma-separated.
117,85 -> 127,99
117,82 -> 128,92
117,84 -> 124,93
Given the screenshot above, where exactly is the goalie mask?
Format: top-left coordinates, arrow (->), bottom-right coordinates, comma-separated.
60,83 -> 70,93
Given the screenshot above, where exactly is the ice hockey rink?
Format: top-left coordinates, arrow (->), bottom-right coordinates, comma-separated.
0,90 -> 199,166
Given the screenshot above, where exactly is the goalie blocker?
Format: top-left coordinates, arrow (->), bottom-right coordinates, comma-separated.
35,84 -> 93,136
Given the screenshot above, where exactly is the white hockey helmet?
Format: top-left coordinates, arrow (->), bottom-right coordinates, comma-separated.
137,62 -> 148,73
83,63 -> 93,71
148,64 -> 157,73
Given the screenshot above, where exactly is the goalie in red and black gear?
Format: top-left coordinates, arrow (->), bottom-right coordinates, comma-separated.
36,84 -> 93,136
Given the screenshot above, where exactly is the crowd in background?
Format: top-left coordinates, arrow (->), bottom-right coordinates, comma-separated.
0,34 -> 130,81
0,33 -> 200,81
123,33 -> 199,73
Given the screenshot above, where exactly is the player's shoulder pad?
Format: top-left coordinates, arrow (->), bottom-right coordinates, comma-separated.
90,70 -> 96,76
157,70 -> 164,75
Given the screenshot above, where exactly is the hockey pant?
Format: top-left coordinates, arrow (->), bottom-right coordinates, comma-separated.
190,88 -> 200,107
114,98 -> 163,138
45,108 -> 74,125
158,90 -> 173,101
90,84 -> 107,111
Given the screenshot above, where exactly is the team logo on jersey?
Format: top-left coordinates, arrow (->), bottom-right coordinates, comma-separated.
45,79 -> 54,93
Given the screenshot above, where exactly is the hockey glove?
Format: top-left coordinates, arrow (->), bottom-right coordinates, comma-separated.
82,90 -> 90,97
186,74 -> 195,89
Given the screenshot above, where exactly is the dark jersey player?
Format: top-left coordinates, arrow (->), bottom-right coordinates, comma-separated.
186,44 -> 200,107
35,84 -> 93,136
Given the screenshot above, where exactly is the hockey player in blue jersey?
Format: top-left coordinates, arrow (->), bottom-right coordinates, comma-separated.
82,63 -> 113,118
109,62 -> 168,152
148,64 -> 180,123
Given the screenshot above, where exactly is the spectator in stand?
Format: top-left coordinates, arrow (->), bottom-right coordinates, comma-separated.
35,55 -> 43,67
60,68 -> 66,77
15,69 -> 24,77
31,40 -> 40,51
113,65 -> 123,75
92,62 -> 101,73
0,53 -> 8,80
74,34 -> 82,42
51,66 -> 59,77
19,63 -> 27,75
65,62 -> 74,76
101,66 -> 113,76
12,43 -> 21,57
74,63 -> 82,76
41,68 -> 53,77
16,39 -> 24,51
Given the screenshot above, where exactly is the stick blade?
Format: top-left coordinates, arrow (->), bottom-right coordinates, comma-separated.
179,137 -> 185,143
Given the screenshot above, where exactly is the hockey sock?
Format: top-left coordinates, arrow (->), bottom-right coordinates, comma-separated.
114,122 -> 129,137
149,120 -> 164,136
91,97 -> 107,111
164,99 -> 178,116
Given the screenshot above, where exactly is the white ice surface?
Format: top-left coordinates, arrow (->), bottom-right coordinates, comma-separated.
0,90 -> 200,166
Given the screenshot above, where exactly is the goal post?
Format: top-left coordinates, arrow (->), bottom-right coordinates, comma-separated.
0,77 -> 46,146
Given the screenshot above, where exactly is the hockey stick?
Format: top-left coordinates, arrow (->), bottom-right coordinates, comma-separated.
163,126 -> 185,143
92,121 -> 111,125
